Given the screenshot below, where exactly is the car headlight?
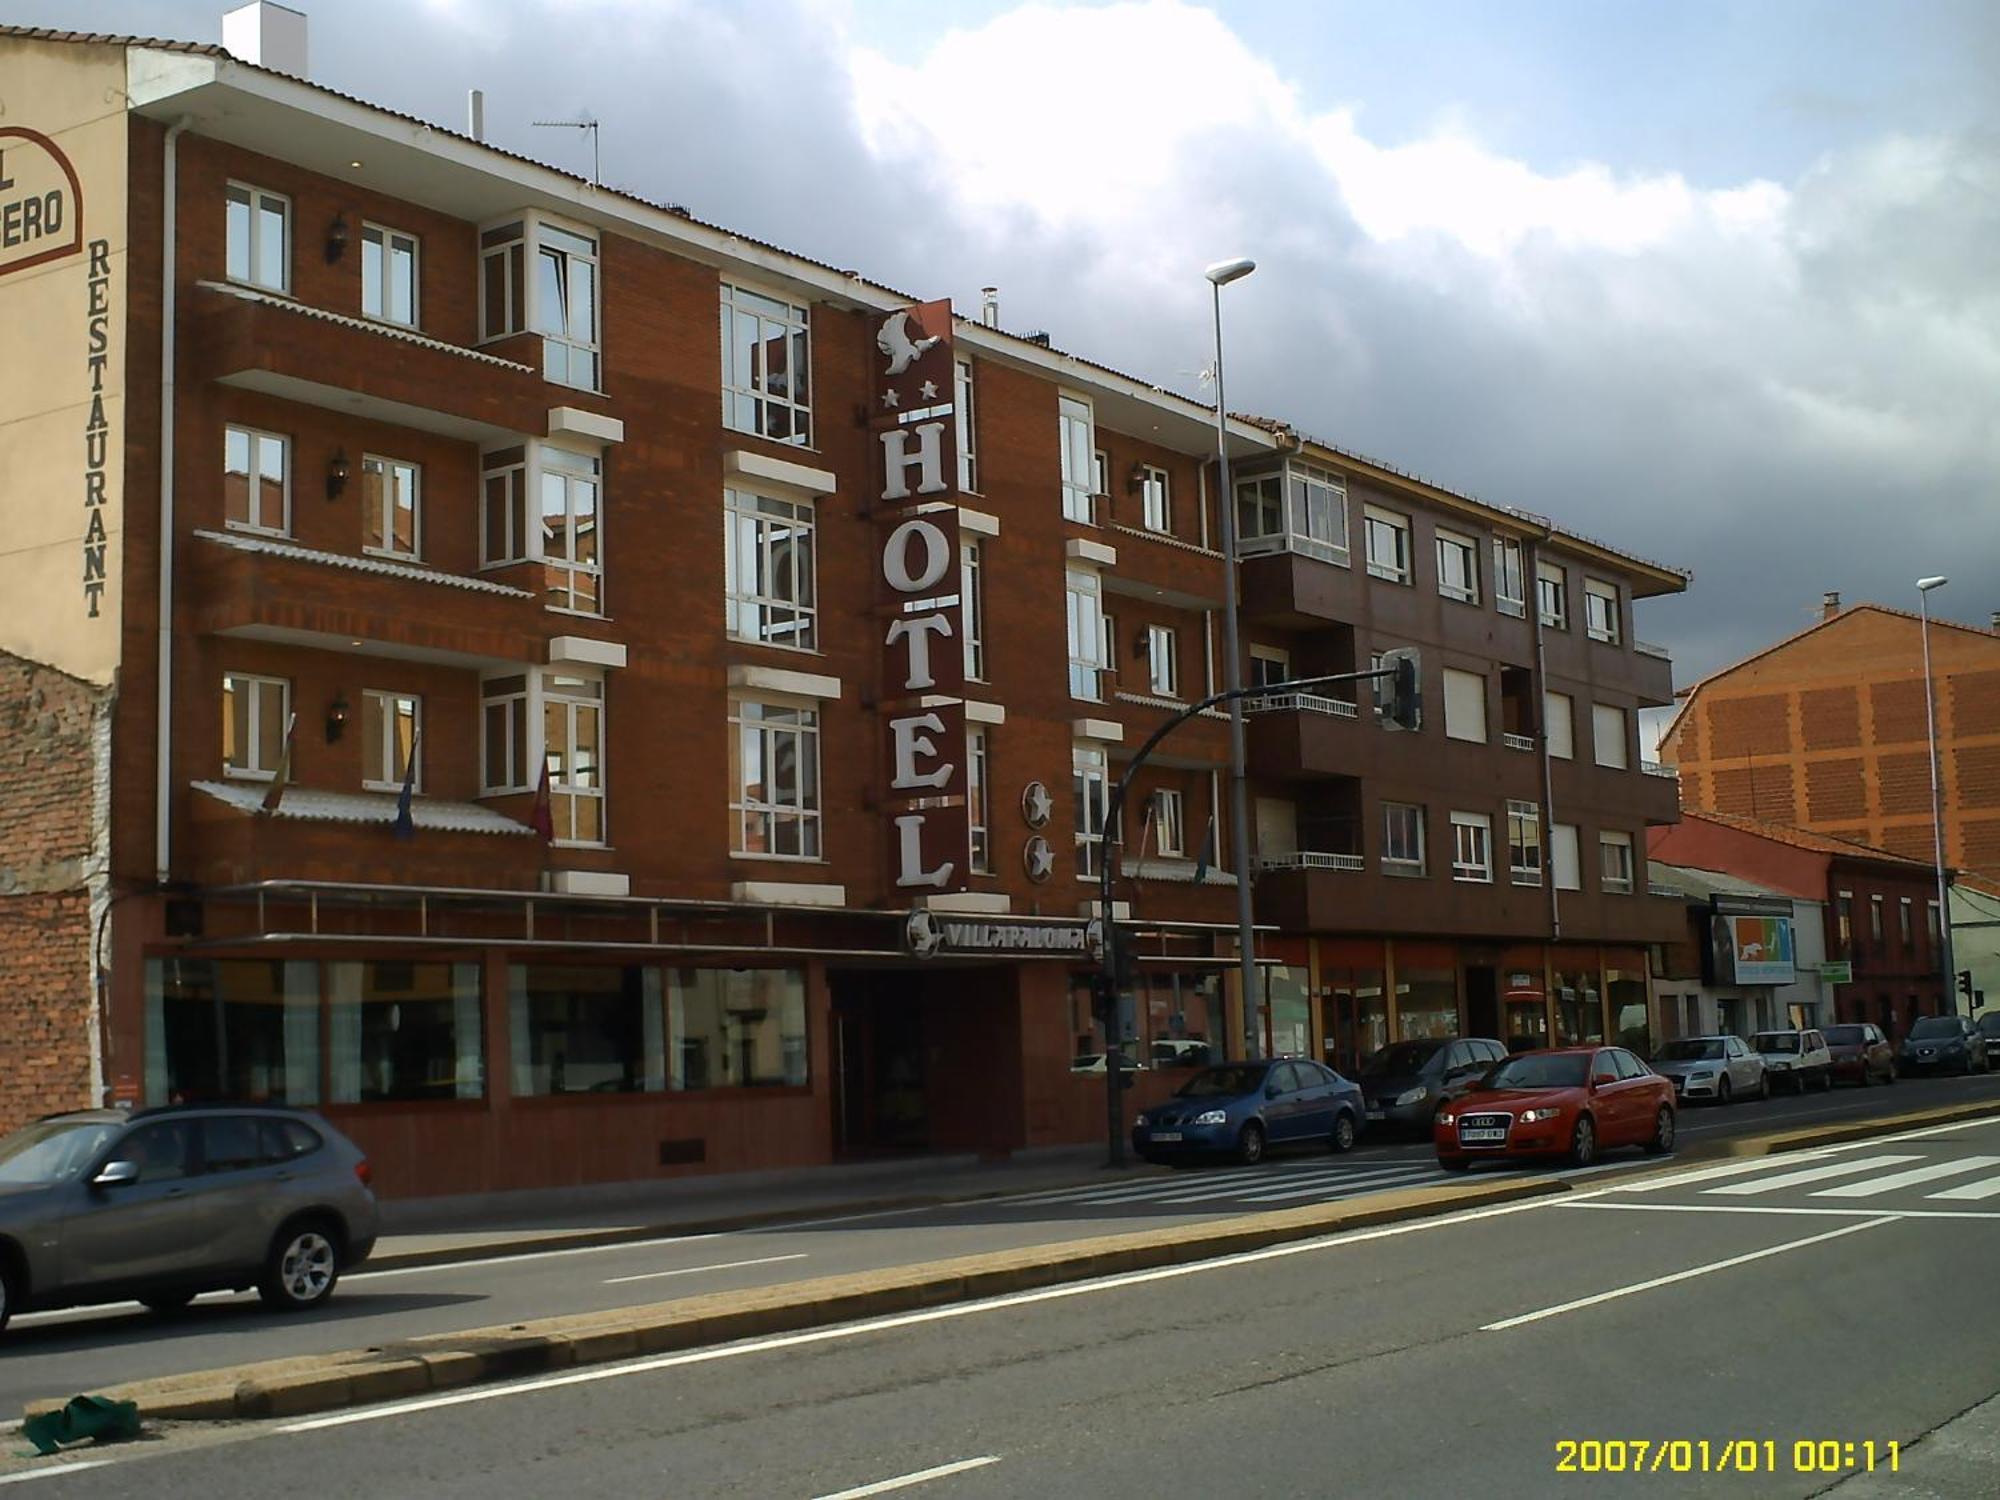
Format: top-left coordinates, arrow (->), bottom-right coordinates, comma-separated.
1436,1110 -> 1456,1126
1395,1086 -> 1430,1107
1519,1106 -> 1563,1124
1193,1109 -> 1229,1126
1133,1114 -> 1147,1128
1686,1070 -> 1714,1082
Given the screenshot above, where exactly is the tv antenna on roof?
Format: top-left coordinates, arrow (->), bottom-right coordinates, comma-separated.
532,115 -> 600,186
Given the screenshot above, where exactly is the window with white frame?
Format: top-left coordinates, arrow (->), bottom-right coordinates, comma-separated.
479,220 -> 527,339
1370,650 -> 1388,720
361,223 -> 419,327
968,728 -> 991,874
1870,894 -> 1884,944
221,673 -> 288,780
478,217 -> 600,390
730,698 -> 821,858
1093,450 -> 1109,504
1382,801 -> 1426,874
1287,464 -> 1347,561
1927,900 -> 1942,947
961,540 -> 985,681
725,488 -> 816,650
542,673 -> 606,845
955,358 -> 978,492
362,690 -> 421,791
480,674 -> 530,793
1073,743 -> 1109,877
1507,800 -> 1542,885
1443,668 -> 1488,743
1235,473 -> 1285,549
1584,578 -> 1621,643
1141,465 -> 1171,532
1551,822 -> 1581,891
538,447 -> 603,614
1364,506 -> 1411,583
1066,567 -> 1104,700
1147,624 -> 1179,698
1101,611 -> 1116,678
720,282 -> 813,445
1599,830 -> 1635,893
1154,788 -> 1186,857
361,455 -> 420,559
1592,702 -> 1630,769
1436,529 -> 1480,603
480,447 -> 529,567
1899,896 -> 1913,948
225,182 -> 289,293
1537,560 -> 1569,629
1059,396 -> 1095,522
1494,536 -> 1526,617
1450,811 -> 1493,882
1250,644 -> 1291,689
1545,690 -> 1575,759
224,425 -> 288,536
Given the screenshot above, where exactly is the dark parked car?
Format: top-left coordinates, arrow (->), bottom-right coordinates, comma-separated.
1357,1037 -> 1506,1133
1824,1023 -> 1895,1086
1976,1013 -> 2000,1056
1896,1015 -> 1991,1077
1133,1060 -> 1364,1165
0,1106 -> 378,1334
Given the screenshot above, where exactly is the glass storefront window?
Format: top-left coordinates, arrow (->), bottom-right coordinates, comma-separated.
1607,965 -> 1650,1058
145,958 -> 319,1105
510,964 -> 664,1095
1322,969 -> 1388,1075
1396,967 -> 1458,1041
1553,967 -> 1604,1047
1266,966 -> 1310,1057
669,968 -> 808,1089
328,960 -> 484,1101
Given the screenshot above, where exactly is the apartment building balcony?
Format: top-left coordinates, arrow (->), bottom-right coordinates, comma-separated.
1238,546 -> 1359,628
1631,639 -> 1676,707
1245,690 -> 1365,779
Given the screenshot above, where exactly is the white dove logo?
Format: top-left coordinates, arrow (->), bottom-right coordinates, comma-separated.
878,309 -> 943,375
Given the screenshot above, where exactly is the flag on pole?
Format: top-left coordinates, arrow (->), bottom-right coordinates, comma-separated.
1192,809 -> 1217,884
530,757 -> 555,842
259,712 -> 297,815
391,729 -> 422,841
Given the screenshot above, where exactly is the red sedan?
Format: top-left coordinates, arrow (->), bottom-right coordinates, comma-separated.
1435,1045 -> 1676,1171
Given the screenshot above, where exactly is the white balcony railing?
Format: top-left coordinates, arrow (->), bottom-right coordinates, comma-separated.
1258,850 -> 1365,873
1503,732 -> 1536,752
1635,639 -> 1672,660
1244,692 -> 1359,719
1641,760 -> 1680,779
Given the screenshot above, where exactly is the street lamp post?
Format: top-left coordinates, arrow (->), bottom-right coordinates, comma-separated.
1917,576 -> 1958,1013
1204,256 -> 1262,1059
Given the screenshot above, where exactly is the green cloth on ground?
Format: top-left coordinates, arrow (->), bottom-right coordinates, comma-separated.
20,1395 -> 141,1457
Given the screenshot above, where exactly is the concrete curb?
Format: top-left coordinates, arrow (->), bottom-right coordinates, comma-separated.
1700,1095 -> 2000,1159
24,1174 -> 1561,1424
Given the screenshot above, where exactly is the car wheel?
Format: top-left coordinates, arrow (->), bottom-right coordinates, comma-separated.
1236,1121 -> 1266,1166
1330,1112 -> 1358,1153
1569,1115 -> 1598,1169
140,1290 -> 197,1316
1645,1106 -> 1676,1155
1717,1076 -> 1733,1106
1757,1073 -> 1770,1101
258,1220 -> 342,1311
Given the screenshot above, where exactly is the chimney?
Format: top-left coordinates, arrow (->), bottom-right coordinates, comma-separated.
980,286 -> 999,328
222,2 -> 309,77
1821,590 -> 1841,621
468,89 -> 486,142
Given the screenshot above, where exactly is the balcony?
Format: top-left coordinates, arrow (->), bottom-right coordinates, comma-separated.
1629,639 -> 1676,707
1258,849 -> 1364,873
1503,732 -> 1537,753
1245,691 -> 1364,779
1238,549 -> 1360,628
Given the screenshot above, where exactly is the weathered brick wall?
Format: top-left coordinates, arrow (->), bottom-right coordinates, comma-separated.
0,651 -> 107,1130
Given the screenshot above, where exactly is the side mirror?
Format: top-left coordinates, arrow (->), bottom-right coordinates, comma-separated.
1265,1084 -> 1283,1099
1591,1072 -> 1617,1089
91,1160 -> 139,1189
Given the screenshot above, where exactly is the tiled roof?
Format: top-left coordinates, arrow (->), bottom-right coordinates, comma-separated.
1677,810 -> 1939,870
194,529 -> 535,596
192,779 -> 534,836
197,279 -> 536,371
1646,859 -> 1798,902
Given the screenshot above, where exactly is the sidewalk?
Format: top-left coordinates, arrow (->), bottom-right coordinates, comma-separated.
369,1145 -> 1161,1269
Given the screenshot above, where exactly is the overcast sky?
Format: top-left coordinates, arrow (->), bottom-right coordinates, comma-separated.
28,0 -> 2000,682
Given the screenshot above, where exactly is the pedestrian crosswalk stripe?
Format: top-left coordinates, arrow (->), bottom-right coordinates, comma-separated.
1151,1165 -> 1433,1205
1236,1167 -> 1479,1203
1810,1155 -> 2000,1199
1925,1173 -> 2000,1202
1706,1154 -> 1922,1197
1612,1154 -> 1836,1194
1071,1163 -> 1421,1206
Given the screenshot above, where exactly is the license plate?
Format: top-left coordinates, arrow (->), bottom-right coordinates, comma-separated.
1366,1108 -> 1385,1121
1151,1131 -> 1183,1143
1460,1127 -> 1507,1144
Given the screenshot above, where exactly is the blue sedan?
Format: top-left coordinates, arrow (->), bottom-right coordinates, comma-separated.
1132,1059 -> 1365,1165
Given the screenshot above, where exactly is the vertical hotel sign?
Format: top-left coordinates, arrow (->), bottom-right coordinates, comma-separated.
874,301 -> 970,893
0,40 -> 129,684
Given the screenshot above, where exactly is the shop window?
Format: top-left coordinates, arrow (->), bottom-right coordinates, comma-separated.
1553,967 -> 1604,1046
510,964 -> 664,1095
668,968 -> 809,1089
327,960 -> 485,1101
1266,966 -> 1311,1057
1608,964 -> 1650,1054
144,958 -> 320,1106
1323,967 -> 1388,1075
1503,967 -> 1549,1053
1395,965 -> 1458,1041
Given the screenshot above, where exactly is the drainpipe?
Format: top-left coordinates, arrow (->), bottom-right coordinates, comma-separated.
156,118 -> 191,887
1529,528 -> 1561,942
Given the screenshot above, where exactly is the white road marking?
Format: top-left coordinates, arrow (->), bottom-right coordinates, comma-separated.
1106,1164 -> 1422,1205
1234,1168 -> 1454,1203
811,1455 -> 1002,1498
1480,1217 -> 1897,1331
1564,1200 -> 2000,1221
1927,1173 -> 2000,1201
1706,1155 -> 1921,1196
603,1252 -> 808,1286
1811,1155 -> 2000,1198
0,1462 -> 118,1486
1606,1153 -> 1838,1193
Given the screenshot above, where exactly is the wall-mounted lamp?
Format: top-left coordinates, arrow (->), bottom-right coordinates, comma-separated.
1132,631 -> 1150,660
1127,462 -> 1148,494
326,448 -> 350,501
325,211 -> 349,264
325,691 -> 349,745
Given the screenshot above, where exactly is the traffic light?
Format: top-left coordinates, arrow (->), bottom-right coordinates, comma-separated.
1381,647 -> 1422,732
1959,970 -> 1975,1005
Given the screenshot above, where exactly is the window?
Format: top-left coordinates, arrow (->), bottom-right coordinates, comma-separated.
968,728 -> 991,873
225,182 -> 288,292
1584,579 -> 1621,643
1364,506 -> 1411,582
481,446 -> 528,566
224,425 -> 288,535
1592,703 -> 1630,769
510,964 -> 663,1094
1074,743 -> 1109,877
959,540 -> 986,680
1537,561 -> 1568,628
725,489 -> 817,649
1927,900 -> 1942,949
361,223 -> 419,327
1899,897 -> 1914,950
1436,529 -> 1480,603
1059,396 -> 1096,522
1836,891 -> 1853,953
1153,788 -> 1186,857
1141,465 -> 1171,532
1494,537 -> 1526,617
539,447 -> 603,614
1101,612 -> 1116,680
1066,567 -> 1104,700
1235,473 -> 1284,547
955,358 -> 978,491
1869,894 -> 1884,945
1443,668 -> 1488,743
1545,690 -> 1575,760
221,673 -> 289,780
1093,449 -> 1109,502
534,223 -> 600,388
481,674 -> 530,793
1551,823 -> 1582,891
1286,464 -> 1347,560
480,220 -> 526,340
1508,799 -> 1542,885
1451,811 -> 1493,882
721,282 -> 813,445
201,1115 -> 269,1175
543,673 -> 606,845
144,957 -> 319,1106
731,698 -> 821,858
669,967 -> 809,1089
1251,645 -> 1291,689
1382,802 -> 1426,874
1147,624 -> 1179,698
328,960 -> 484,1101
1600,831 -> 1635,893
361,455 -> 420,559
362,690 -> 420,791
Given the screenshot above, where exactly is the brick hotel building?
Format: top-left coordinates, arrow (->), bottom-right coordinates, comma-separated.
0,14 -> 1689,1197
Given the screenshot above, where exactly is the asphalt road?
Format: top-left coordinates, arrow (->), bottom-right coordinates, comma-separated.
11,1112 -> 2000,1497
3,1072 -> 1995,1424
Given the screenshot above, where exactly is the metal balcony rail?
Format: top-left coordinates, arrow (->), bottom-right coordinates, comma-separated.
1635,639 -> 1672,660
1257,849 -> 1365,872
1243,691 -> 1359,719
1641,760 -> 1680,778
1503,732 -> 1536,751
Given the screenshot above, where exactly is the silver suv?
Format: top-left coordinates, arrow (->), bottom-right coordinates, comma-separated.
0,1106 -> 379,1334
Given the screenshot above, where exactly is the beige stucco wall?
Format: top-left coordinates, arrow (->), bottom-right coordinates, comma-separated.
0,38 -> 129,685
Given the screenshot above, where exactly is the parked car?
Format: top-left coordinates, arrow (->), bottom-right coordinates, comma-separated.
1751,1029 -> 1834,1092
1435,1046 -> 1675,1171
1896,1015 -> 1991,1077
1649,1035 -> 1768,1104
1071,1051 -> 1144,1075
0,1106 -> 377,1335
1824,1023 -> 1896,1086
1975,1012 -> 2000,1056
1148,1039 -> 1213,1070
1356,1036 -> 1507,1134
1134,1060 -> 1365,1165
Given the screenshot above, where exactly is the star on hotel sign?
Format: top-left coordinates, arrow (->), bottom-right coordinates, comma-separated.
1020,781 -> 1053,828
